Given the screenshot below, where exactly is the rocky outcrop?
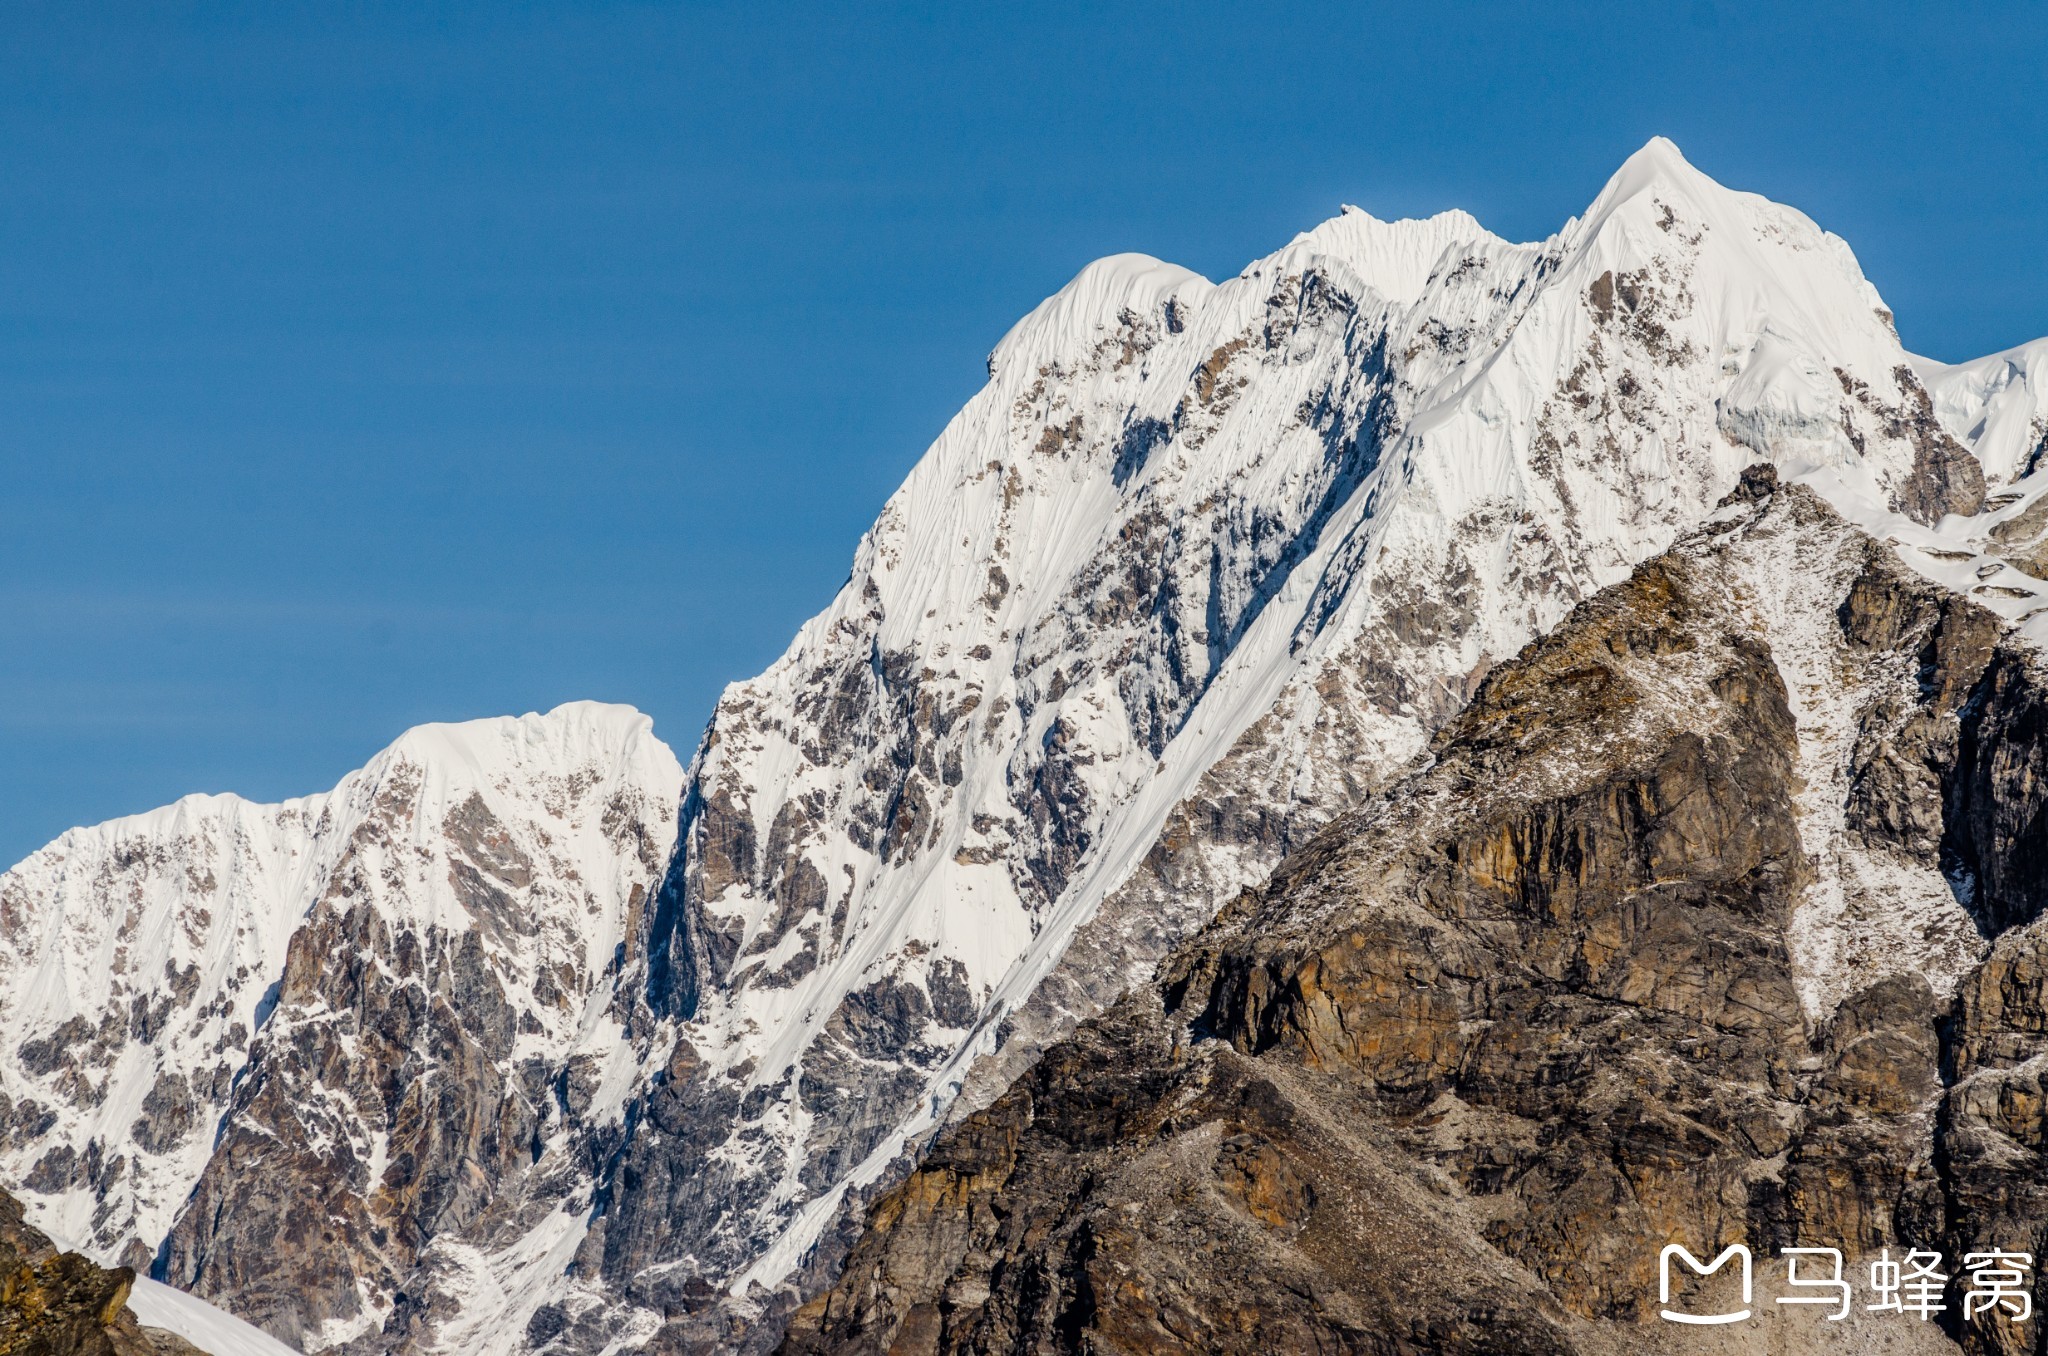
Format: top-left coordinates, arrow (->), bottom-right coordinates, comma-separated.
1840,364 -> 1987,524
780,479 -> 2048,1355
1,1187 -> 205,1356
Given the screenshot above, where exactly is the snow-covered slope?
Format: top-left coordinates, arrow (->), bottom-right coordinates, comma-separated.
3,787 -> 332,1262
130,1276 -> 307,1356
1912,336 -> 2048,486
0,702 -> 683,1349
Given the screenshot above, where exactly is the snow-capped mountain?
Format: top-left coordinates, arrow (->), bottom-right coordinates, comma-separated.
568,138 -> 2043,1352
0,703 -> 683,1350
5,138 -> 2047,1356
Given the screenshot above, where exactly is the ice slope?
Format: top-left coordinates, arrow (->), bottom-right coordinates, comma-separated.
568,138 -> 2020,1352
1889,337 -> 2048,647
130,1276 -> 307,1356
1912,336 -> 2048,484
0,702 -> 683,1294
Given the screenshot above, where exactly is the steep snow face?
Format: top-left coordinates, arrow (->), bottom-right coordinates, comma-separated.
1913,337 -> 2048,485
570,137 -> 2008,1347
0,703 -> 683,1341
1262,205 -> 1494,304
129,1277 -> 307,1356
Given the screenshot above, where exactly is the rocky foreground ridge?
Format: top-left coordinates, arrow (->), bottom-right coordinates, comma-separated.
781,472 -> 2048,1356
3,138 -> 2047,1355
1,1185 -> 206,1355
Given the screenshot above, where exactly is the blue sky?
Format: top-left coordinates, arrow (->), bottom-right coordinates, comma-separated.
2,0 -> 2043,865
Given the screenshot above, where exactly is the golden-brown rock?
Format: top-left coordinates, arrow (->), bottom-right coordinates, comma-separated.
0,1187 -> 206,1355
780,477 -> 2048,1356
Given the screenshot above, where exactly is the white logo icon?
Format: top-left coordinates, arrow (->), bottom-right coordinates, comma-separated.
1660,1244 -> 1753,1325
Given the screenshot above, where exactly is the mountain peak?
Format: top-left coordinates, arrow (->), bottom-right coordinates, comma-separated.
0,695 -> 685,1295
1620,133 -> 1702,181
986,252 -> 1212,379
1612,135 -> 1720,198
1573,135 -> 1739,237
1262,204 -> 1506,305
378,699 -> 665,785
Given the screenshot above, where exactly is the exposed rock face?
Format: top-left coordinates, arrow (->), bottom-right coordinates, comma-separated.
780,480 -> 2048,1355
1842,364 -> 1987,524
1,1187 -> 205,1356
0,705 -> 683,1354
